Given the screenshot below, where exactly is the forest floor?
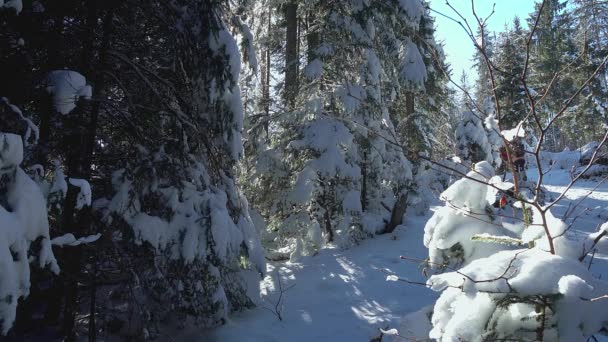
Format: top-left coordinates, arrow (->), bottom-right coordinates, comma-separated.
177,168 -> 608,342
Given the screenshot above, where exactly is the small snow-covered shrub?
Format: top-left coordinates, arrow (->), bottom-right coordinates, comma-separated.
426,168 -> 608,341
424,161 -> 521,269
428,248 -> 608,341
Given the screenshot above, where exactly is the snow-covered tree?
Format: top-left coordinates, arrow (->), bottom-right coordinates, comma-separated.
485,113 -> 503,168
242,0 -> 445,257
428,204 -> 608,341
568,0 -> 608,145
0,107 -> 58,334
493,18 -> 529,130
455,111 -> 493,165
98,1 -> 265,334
423,161 -> 520,269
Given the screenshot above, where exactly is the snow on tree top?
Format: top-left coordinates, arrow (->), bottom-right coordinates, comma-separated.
501,121 -> 525,142
401,41 -> 427,90
474,160 -> 494,179
398,0 -> 424,28
304,59 -> 324,80
45,70 -> 92,115
1,0 -> 22,14
0,133 -> 23,170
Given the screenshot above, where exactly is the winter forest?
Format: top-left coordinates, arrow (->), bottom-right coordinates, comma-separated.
1,0 -> 608,340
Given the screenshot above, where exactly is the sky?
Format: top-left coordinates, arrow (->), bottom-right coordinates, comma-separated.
428,0 -> 538,86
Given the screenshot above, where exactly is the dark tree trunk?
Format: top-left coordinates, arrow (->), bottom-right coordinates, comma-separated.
62,5 -> 114,340
261,9 -> 271,140
405,92 -> 415,116
284,1 -> 298,108
306,12 -> 319,63
361,150 -> 368,212
384,192 -> 409,234
324,206 -> 334,243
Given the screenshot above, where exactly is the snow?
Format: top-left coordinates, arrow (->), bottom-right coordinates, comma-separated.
558,274 -> 593,297
45,70 -> 92,115
484,113 -> 503,167
287,119 -> 360,180
303,59 -> 323,80
0,133 -> 58,334
456,111 -> 493,164
501,121 -> 525,141
51,233 -> 101,247
0,133 -> 23,168
208,26 -> 245,160
172,163 -> 608,341
428,247 -> 608,341
47,162 -> 68,204
1,0 -> 22,14
108,168 -> 265,272
398,0 -> 424,28
400,41 -> 427,89
68,178 -> 92,209
175,215 -> 435,341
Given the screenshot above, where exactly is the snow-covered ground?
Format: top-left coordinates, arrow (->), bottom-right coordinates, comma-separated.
177,168 -> 608,341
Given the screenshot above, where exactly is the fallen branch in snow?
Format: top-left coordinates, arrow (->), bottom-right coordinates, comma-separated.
400,252 -> 524,290
381,269 -> 434,288
261,272 -> 295,321
588,295 -> 608,302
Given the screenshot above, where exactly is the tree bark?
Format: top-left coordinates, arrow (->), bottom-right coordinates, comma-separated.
361,150 -> 368,212
405,92 -> 415,116
284,1 -> 298,108
384,192 -> 409,234
306,12 -> 319,63
261,9 -> 271,140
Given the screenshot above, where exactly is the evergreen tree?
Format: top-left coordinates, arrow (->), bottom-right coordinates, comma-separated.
494,17 -> 528,129
569,0 -> 608,144
242,0 -> 452,257
472,23 -> 496,115
527,0 -> 577,150
0,0 -> 265,338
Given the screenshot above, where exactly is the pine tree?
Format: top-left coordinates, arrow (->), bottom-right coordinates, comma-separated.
0,0 -> 265,338
569,0 -> 608,145
473,23 -> 496,114
528,0 -> 577,150
494,17 -> 528,129
242,0 -> 451,257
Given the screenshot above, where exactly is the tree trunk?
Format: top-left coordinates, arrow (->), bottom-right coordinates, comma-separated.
284,1 -> 298,108
62,5 -> 114,340
261,9 -> 271,140
324,206 -> 334,243
361,150 -> 368,212
384,192 -> 408,234
405,92 -> 415,116
306,12 -> 319,63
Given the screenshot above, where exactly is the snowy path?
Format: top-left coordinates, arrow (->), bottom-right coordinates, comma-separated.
177,169 -> 608,342
178,214 -> 436,341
